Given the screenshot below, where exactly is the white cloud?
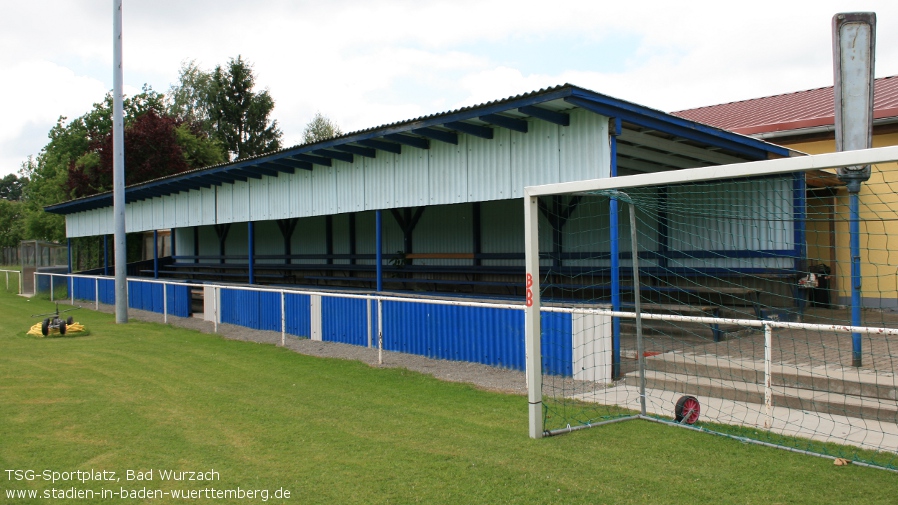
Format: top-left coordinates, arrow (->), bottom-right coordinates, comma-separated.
2,0 -> 898,175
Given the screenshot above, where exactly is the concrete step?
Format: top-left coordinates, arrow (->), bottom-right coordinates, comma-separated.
628,370 -> 898,423
641,352 -> 898,402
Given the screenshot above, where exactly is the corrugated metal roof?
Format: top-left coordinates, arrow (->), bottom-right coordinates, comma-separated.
672,75 -> 898,135
46,83 -> 793,216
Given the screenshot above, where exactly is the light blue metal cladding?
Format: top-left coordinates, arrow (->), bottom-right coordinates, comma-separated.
60,110 -> 612,238
49,83 -> 790,223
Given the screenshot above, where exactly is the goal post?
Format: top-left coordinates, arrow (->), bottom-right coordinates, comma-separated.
524,193 -> 543,438
524,145 -> 898,470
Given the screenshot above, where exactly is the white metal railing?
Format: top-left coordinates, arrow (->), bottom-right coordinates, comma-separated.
34,272 -> 527,365
34,270 -> 898,431
1,269 -> 22,294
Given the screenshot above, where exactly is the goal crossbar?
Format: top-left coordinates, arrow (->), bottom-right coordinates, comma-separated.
524,145 -> 898,197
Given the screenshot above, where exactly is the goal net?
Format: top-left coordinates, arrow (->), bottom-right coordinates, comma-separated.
524,146 -> 898,470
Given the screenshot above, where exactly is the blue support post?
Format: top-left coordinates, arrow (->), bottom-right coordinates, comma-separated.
793,174 -> 807,319
850,192 -> 862,367
103,235 -> 109,276
153,230 -> 159,279
610,117 -> 622,380
376,210 -> 383,292
170,228 -> 176,259
67,238 -> 73,273
248,221 -> 255,285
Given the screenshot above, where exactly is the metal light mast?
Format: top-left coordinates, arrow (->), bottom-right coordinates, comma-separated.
113,0 -> 129,322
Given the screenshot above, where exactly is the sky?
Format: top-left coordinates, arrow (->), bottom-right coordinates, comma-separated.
2,0 -> 898,177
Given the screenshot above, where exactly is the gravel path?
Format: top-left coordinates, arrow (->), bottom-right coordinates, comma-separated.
81,302 -> 529,396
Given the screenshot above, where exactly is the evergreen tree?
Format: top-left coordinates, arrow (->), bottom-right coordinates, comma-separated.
207,56 -> 282,160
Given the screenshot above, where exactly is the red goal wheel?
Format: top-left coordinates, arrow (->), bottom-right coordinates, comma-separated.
674,395 -> 700,425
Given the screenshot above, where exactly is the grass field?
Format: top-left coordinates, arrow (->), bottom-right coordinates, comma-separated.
2,290 -> 896,504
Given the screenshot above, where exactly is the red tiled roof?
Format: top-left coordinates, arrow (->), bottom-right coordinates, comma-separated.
672,75 -> 898,135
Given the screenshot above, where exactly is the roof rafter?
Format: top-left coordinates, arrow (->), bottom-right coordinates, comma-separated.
616,143 -> 707,170
384,133 -> 430,150
518,105 -> 570,126
357,139 -> 402,154
480,113 -> 528,133
292,153 -> 332,167
412,127 -> 458,145
445,121 -> 493,139
274,158 -> 313,171
334,144 -> 377,158
312,149 -> 354,163
618,129 -> 748,165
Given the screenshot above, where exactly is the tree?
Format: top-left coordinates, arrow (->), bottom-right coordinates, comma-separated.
0,199 -> 25,247
0,173 -> 26,201
166,60 -> 214,132
67,110 -> 225,198
15,84 -> 223,242
302,112 -> 343,144
207,56 -> 282,160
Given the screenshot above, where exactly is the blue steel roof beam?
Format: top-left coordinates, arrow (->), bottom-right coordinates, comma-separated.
182,177 -> 213,190
312,149 -> 354,163
518,105 -> 570,126
479,114 -> 528,133
357,139 -> 402,154
411,127 -> 458,145
293,153 -> 332,167
205,174 -> 238,185
384,133 -> 429,150
445,121 -> 493,139
160,178 -> 204,193
265,159 -> 312,174
259,161 -> 296,175
232,166 -> 273,178
138,185 -> 179,198
333,144 -> 376,158
564,95 -> 778,160
269,158 -> 312,171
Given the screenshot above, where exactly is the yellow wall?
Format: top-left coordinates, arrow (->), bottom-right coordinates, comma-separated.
779,132 -> 898,307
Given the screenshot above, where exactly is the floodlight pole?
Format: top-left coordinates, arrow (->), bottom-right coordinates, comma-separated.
833,12 -> 875,367
112,0 -> 128,323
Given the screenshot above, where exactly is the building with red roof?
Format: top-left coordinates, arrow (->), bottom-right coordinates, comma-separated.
673,76 -> 898,309
672,75 -> 898,143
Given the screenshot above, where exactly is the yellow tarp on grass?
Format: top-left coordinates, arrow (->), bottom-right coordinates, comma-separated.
27,322 -> 87,337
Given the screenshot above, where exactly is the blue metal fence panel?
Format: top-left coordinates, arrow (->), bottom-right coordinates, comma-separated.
119,280 -> 191,317
258,291 -> 281,331
321,296 -> 369,346
220,288 -> 281,331
98,278 -> 115,305
221,289 -> 254,328
285,293 -> 311,337
128,280 -> 163,313
380,302 -> 572,374
165,283 -> 192,318
72,278 -> 96,301
541,312 -> 573,376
